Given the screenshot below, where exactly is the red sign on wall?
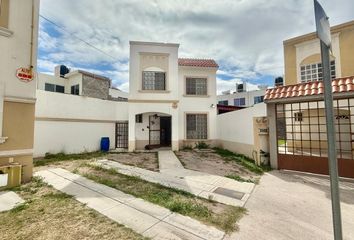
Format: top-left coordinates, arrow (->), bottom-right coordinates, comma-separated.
16,68 -> 34,82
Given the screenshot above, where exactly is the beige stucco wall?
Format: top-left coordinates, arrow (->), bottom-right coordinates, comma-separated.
283,20 -> 354,86
339,25 -> 354,77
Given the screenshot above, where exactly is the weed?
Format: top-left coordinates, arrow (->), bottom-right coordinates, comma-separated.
213,147 -> 271,175
195,141 -> 210,149
34,151 -> 107,166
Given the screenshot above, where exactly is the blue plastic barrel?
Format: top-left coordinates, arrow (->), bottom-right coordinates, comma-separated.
100,137 -> 110,152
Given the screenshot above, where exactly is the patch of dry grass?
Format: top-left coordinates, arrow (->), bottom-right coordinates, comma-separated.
78,164 -> 246,233
0,177 -> 147,240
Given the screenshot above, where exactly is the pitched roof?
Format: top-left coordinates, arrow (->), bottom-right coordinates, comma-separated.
178,58 -> 219,68
264,76 -> 354,101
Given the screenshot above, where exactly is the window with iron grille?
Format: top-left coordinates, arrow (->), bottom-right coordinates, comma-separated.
300,60 -> 335,83
142,71 -> 165,90
294,112 -> 303,122
186,114 -> 207,139
186,78 -> 207,95
234,98 -> 245,106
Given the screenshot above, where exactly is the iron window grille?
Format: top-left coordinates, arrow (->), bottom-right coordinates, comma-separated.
186,114 -> 207,139
142,71 -> 165,90
276,98 -> 354,159
300,60 -> 335,83
186,78 -> 207,95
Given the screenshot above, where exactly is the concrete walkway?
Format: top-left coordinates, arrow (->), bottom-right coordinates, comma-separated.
35,168 -> 224,240
99,150 -> 255,207
0,191 -> 24,212
224,171 -> 354,240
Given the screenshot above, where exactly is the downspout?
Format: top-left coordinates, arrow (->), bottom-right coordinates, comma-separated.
29,0 -> 34,72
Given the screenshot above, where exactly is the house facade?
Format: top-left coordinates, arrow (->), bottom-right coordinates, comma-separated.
0,0 -> 40,186
34,41 -> 218,155
265,20 -> 354,178
128,41 -> 218,151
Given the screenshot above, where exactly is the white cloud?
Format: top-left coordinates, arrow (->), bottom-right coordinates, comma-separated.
37,0 -> 354,92
217,77 -> 259,95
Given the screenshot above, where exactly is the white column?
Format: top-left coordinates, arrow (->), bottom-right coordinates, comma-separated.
128,111 -> 136,152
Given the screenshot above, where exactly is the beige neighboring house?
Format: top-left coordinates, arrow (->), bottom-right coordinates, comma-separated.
0,0 -> 40,187
265,20 -> 354,178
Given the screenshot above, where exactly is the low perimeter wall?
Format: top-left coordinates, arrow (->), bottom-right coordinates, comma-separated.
216,103 -> 267,159
34,90 -> 128,157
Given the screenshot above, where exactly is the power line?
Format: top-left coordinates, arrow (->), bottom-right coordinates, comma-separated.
39,14 -> 118,61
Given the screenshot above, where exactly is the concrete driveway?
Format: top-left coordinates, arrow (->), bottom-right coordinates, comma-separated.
225,170 -> 354,240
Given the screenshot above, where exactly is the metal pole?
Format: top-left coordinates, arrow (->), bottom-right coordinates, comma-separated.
320,40 -> 343,240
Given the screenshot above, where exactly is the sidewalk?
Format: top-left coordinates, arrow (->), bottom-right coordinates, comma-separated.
98,150 -> 255,207
35,168 -> 225,240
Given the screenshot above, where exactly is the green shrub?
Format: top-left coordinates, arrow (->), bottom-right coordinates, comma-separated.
195,141 -> 209,149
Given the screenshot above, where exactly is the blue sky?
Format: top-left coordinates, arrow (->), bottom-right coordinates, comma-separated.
37,0 -> 354,93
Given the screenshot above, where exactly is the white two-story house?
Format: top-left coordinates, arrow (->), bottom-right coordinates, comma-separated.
127,41 -> 218,151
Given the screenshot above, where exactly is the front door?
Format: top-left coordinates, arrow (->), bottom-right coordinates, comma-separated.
116,122 -> 128,148
160,116 -> 171,146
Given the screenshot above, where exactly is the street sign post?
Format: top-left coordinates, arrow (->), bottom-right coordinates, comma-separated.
314,1 -> 343,239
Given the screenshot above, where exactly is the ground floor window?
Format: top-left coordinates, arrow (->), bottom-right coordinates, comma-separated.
186,114 -> 207,139
276,98 -> 354,159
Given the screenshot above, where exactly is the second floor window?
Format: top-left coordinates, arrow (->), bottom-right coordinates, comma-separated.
186,77 -> 207,95
234,98 -> 245,106
218,100 -> 228,105
300,60 -> 335,83
142,71 -> 165,90
254,96 -> 264,104
45,83 -> 65,93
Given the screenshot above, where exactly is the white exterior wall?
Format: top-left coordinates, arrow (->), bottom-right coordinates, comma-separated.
34,90 -> 128,157
129,42 -> 179,101
0,0 -> 39,101
217,89 -> 266,107
37,73 -> 67,92
178,66 -> 218,142
217,103 -> 267,157
109,88 -> 129,99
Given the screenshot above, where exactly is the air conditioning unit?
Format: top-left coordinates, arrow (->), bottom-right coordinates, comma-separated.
275,77 -> 284,87
236,82 -> 246,93
0,165 -> 21,188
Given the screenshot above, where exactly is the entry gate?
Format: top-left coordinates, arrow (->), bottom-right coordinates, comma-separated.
116,122 -> 128,149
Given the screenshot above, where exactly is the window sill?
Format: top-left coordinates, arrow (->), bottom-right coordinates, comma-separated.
184,139 -> 209,141
139,90 -> 170,93
183,94 -> 210,98
0,27 -> 13,37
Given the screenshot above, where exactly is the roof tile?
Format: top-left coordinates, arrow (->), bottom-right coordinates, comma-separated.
264,76 -> 354,101
178,58 -> 219,68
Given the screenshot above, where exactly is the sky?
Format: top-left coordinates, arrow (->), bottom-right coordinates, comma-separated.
37,0 -> 354,94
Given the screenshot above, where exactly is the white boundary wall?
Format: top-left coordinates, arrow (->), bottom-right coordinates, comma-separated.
216,103 -> 266,157
34,90 -> 128,157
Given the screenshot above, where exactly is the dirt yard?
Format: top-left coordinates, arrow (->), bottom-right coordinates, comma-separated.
107,152 -> 159,171
175,150 -> 259,181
